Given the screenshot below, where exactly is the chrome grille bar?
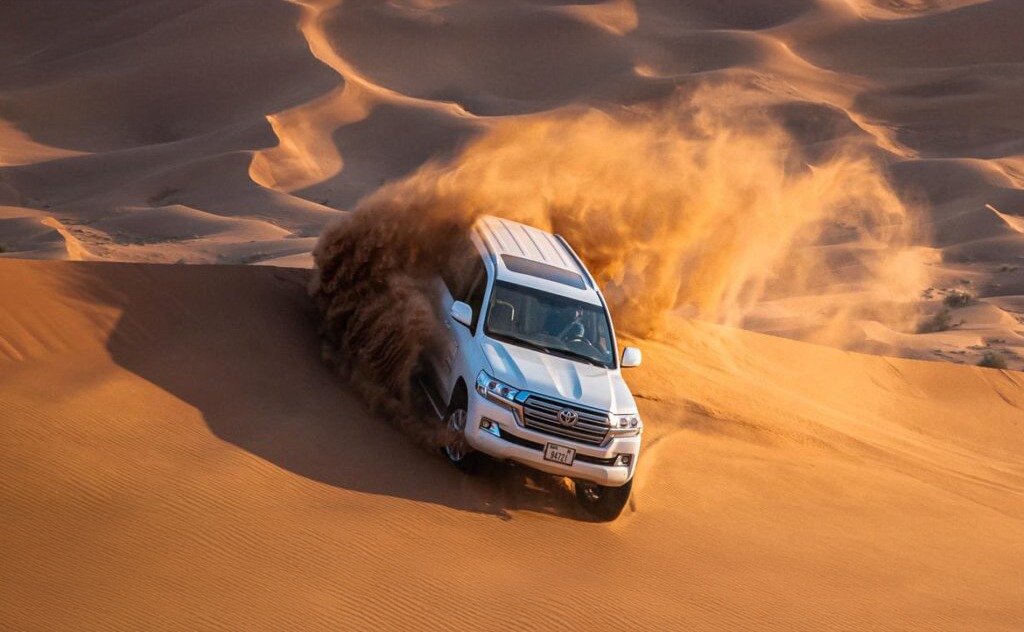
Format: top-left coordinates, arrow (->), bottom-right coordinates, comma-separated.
521,395 -> 610,445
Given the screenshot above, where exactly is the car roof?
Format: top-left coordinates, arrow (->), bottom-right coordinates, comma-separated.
473,215 -> 603,305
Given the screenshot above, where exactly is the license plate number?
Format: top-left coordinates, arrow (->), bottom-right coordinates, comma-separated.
543,443 -> 576,466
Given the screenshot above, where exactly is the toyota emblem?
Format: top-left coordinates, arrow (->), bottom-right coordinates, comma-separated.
558,408 -> 579,427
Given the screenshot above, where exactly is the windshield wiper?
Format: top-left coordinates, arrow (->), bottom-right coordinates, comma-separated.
490,332 -> 607,368
541,346 -> 607,368
489,332 -> 551,355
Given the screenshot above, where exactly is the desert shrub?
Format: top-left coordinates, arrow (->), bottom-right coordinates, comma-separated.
944,290 -> 972,308
978,352 -> 1008,370
917,307 -> 953,333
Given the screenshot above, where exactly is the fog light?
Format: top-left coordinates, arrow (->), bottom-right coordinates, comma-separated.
614,454 -> 633,467
480,417 -> 501,437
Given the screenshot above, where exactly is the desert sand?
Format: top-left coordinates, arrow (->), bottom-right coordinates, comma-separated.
2,259 -> 1023,631
2,0 -> 1024,630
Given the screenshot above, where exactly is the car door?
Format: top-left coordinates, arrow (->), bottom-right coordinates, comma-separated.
430,276 -> 460,402
430,241 -> 487,403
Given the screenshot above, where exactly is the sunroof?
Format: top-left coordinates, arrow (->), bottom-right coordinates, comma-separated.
501,255 -> 586,289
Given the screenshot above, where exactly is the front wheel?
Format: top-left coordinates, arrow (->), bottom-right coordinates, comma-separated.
575,478 -> 632,521
442,405 -> 485,474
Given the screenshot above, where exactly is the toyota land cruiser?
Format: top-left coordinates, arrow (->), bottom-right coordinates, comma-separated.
422,216 -> 643,520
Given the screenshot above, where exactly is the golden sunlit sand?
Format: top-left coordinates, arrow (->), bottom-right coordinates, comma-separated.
2,259 -> 1023,631
2,0 -> 1024,629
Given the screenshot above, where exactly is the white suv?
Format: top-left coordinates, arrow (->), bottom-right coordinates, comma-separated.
422,216 -> 643,520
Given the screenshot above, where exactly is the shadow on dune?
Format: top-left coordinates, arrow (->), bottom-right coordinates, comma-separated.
294,103 -> 482,210
0,0 -> 340,154
58,261 -> 585,520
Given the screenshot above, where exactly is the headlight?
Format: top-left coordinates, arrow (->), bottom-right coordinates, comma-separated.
610,413 -> 642,436
475,371 -> 520,407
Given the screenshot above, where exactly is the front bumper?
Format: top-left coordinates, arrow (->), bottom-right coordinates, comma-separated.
464,391 -> 640,487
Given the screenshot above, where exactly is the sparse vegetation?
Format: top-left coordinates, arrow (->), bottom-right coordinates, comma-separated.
943,289 -> 972,308
978,352 -> 1008,370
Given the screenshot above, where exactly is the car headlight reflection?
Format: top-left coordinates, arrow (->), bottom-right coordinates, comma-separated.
475,371 -> 519,408
610,414 -> 642,437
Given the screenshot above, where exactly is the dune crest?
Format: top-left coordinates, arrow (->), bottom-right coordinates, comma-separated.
847,0 -> 992,20
555,0 -> 639,36
987,203 -> 1024,234
0,208 -> 92,261
0,120 -> 84,167
250,0 -> 477,194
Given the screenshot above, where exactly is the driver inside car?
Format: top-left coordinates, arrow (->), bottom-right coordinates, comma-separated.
556,307 -> 586,342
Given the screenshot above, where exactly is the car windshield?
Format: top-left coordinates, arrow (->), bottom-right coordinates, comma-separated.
484,281 -> 615,368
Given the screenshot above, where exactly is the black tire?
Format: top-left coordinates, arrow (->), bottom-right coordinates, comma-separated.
441,401 -> 485,475
575,478 -> 632,521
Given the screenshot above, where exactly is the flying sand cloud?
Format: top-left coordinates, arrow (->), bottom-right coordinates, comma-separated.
311,87 -> 927,429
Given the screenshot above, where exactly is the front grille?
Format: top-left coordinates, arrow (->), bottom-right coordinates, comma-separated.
497,428 -> 617,465
521,395 -> 609,446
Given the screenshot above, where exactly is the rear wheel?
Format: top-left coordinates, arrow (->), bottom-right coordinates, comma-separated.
575,478 -> 632,521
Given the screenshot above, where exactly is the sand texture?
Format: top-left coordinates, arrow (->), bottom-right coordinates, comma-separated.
2,0 -> 1024,629
1,259 -> 1022,631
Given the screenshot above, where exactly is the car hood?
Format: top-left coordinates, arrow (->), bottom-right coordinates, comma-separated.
480,338 -> 638,414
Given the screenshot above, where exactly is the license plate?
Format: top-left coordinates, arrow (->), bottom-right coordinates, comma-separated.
543,443 -> 576,466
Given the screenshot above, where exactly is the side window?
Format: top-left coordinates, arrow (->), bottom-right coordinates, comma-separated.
440,253 -> 464,300
465,255 -> 487,329
441,238 -> 489,329
441,238 -> 474,299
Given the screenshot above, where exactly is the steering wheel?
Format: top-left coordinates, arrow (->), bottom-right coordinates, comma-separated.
562,322 -> 587,344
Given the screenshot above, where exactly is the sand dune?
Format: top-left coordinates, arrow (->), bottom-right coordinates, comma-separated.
3,0 -> 1023,366
1,258 -> 1022,631
2,0 -> 1024,629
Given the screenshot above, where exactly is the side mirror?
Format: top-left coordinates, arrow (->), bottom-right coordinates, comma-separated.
621,346 -> 642,368
450,301 -> 473,329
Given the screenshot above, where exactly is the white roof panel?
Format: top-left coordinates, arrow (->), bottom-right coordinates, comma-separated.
476,216 -> 578,271
473,215 -> 602,304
